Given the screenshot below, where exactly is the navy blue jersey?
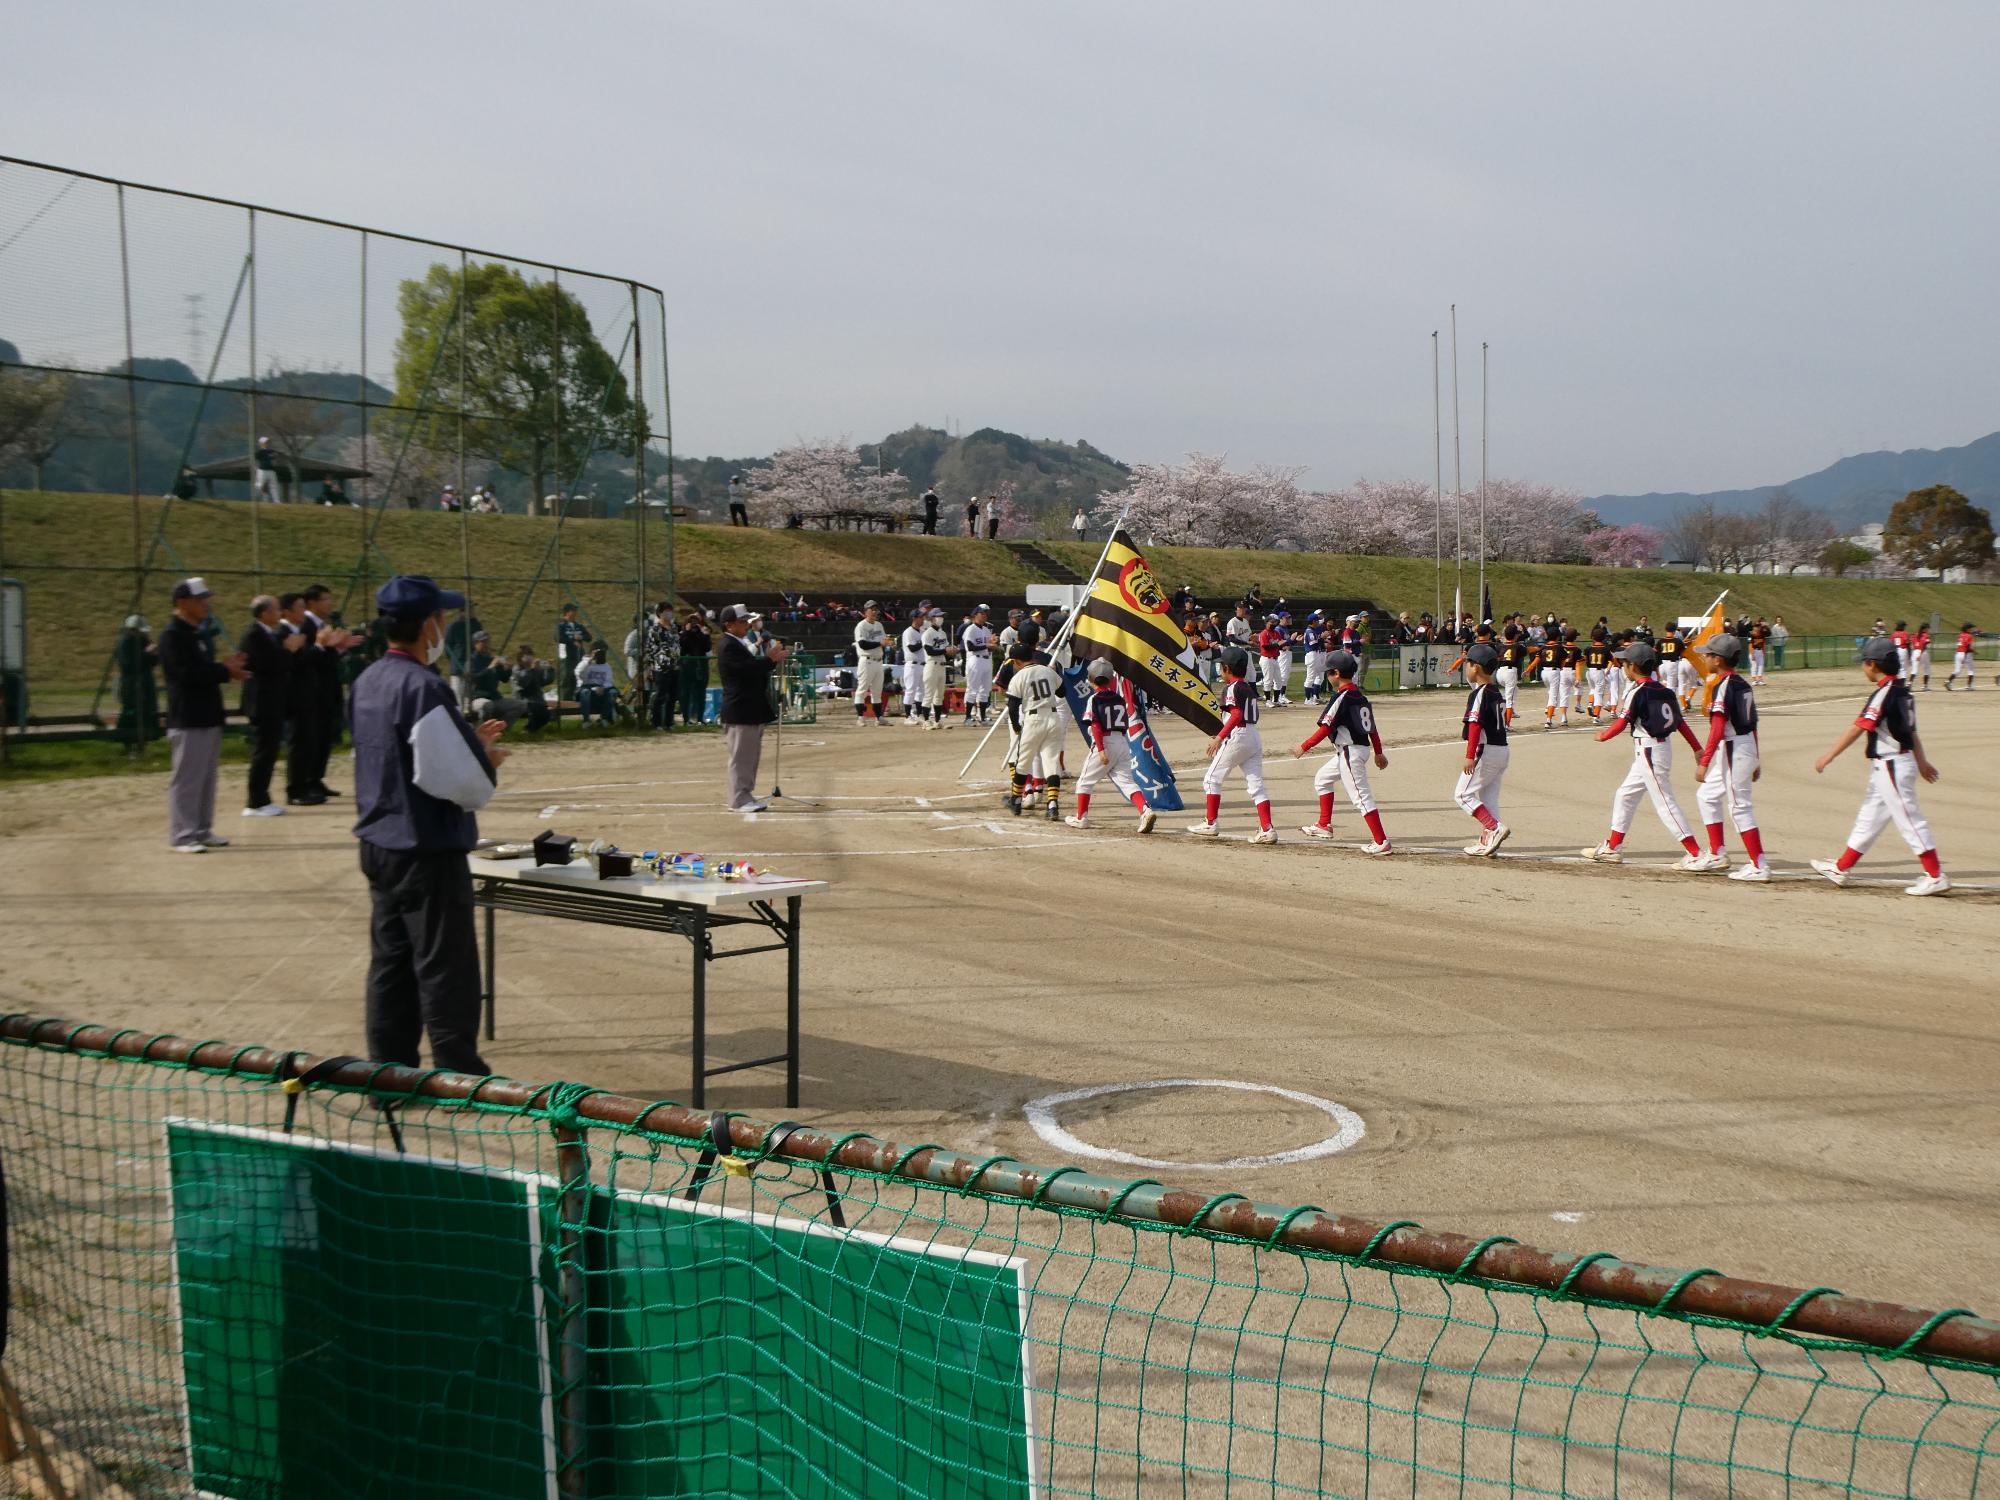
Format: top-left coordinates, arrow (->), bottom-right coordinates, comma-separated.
1223,677 -> 1260,729
1463,683 -> 1507,747
1318,685 -> 1376,748
1621,678 -> 1685,740
1088,686 -> 1130,740
1711,673 -> 1758,738
1857,678 -> 1917,757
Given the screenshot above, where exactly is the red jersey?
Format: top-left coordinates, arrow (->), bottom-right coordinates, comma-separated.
1257,625 -> 1285,658
1890,630 -> 1910,650
1913,628 -> 1931,649
1959,631 -> 1975,653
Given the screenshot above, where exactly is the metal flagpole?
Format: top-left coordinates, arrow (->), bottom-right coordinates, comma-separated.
1451,304 -> 1463,625
1432,331 -> 1442,631
957,498 -> 1131,780
1479,340 -> 1488,621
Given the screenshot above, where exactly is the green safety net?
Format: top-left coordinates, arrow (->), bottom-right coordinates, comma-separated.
1,1027 -> 1995,1499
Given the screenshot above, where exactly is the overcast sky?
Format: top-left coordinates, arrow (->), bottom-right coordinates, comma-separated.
7,1 -> 1997,496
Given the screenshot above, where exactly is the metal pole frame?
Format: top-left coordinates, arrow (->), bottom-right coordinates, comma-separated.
1431,330 -> 1442,637
1479,340 -> 1488,620
457,249 -> 473,705
116,184 -> 145,752
247,207 -> 261,591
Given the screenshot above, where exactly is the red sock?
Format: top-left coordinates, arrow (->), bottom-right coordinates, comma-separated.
1706,822 -> 1725,855
1075,793 -> 1091,817
1205,793 -> 1221,824
1919,849 -> 1942,878
1317,792 -> 1335,826
1605,830 -> 1625,850
1835,846 -> 1861,872
1472,805 -> 1499,831
1363,810 -> 1387,843
1741,828 -> 1764,866
1680,835 -> 1701,856
1130,792 -> 1147,811
1256,800 -> 1273,831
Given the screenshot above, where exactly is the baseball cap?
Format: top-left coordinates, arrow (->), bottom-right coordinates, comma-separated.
1859,636 -> 1901,668
1086,656 -> 1114,681
170,577 -> 213,601
717,603 -> 754,624
862,598 -> 880,610
375,574 -> 466,618
123,614 -> 148,631
1221,646 -> 1251,676
1616,642 -> 1659,669
974,602 -> 989,613
1702,632 -> 1743,662
1465,643 -> 1499,669
1327,650 -> 1360,680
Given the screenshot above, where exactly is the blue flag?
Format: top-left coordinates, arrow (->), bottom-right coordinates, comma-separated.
1061,665 -> 1186,813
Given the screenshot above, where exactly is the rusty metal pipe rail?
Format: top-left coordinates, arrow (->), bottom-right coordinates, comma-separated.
6,1013 -> 1996,1371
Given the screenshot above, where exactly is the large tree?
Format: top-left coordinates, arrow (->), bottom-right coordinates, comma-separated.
0,367 -> 85,491
391,262 -> 641,503
742,440 -> 908,525
1882,484 -> 1996,575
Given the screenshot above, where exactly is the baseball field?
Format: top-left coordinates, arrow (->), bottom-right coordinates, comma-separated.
3,662 -> 1993,1316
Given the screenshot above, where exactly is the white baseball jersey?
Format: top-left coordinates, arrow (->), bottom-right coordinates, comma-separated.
853,618 -> 886,659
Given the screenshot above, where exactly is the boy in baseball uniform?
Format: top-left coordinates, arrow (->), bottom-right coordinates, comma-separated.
961,604 -> 995,723
1454,643 -> 1511,856
1581,643 -> 1706,869
899,612 -> 926,720
1256,616 -> 1288,706
1690,633 -> 1769,880
1582,629 -> 1614,721
1066,658 -> 1158,833
1291,651 -> 1391,854
1000,640 -> 1066,820
1945,622 -> 1977,690
1656,622 -> 1694,709
1911,623 -> 1932,690
1494,626 -> 1525,725
1532,628 -> 1575,728
920,609 -> 951,728
1810,637 -> 1949,896
851,600 -> 887,724
1890,621 -> 1912,679
1300,611 -> 1328,703
1188,648 -> 1277,842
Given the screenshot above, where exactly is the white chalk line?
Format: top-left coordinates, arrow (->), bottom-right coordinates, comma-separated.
1024,1078 -> 1366,1171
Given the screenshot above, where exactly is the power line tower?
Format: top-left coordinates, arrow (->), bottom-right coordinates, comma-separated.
183,293 -> 205,369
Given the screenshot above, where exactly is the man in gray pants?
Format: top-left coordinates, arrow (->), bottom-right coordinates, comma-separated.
155,578 -> 249,852
716,604 -> 788,812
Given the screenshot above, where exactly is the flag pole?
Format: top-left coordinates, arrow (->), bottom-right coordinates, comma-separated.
1432,330 -> 1443,631
1451,304 -> 1464,622
1479,340 -> 1488,623
957,498 -> 1132,780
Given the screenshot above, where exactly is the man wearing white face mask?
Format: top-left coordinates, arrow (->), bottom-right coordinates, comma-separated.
349,575 -> 509,1073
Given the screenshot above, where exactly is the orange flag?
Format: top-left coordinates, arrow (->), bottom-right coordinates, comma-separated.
1684,591 -> 1732,711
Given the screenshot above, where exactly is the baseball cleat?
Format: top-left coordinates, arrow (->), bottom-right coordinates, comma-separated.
1136,807 -> 1157,834
1299,823 -> 1334,839
1461,841 -> 1489,856
1185,821 -> 1220,837
1045,801 -> 1061,821
1690,851 -> 1729,872
1673,852 -> 1708,873
1727,863 -> 1770,882
1005,795 -> 1023,816
1581,842 -> 1622,864
1361,840 -> 1394,857
1063,814 -> 1090,829
1480,823 -> 1511,856
1249,828 -> 1279,844
1809,858 -> 1848,887
1904,873 -> 1951,897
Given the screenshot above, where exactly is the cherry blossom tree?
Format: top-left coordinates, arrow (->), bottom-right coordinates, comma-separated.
1093,453 -> 1305,548
742,439 -> 909,527
1297,479 -> 1440,555
1583,524 -> 1665,568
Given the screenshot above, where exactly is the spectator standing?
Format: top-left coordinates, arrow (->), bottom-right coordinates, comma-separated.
986,497 -> 1002,539
238,594 -> 300,817
438,484 -> 460,511
277,594 -> 324,806
622,614 -> 644,685
442,606 -> 483,704
115,614 -> 158,742
157,578 -> 248,852
729,473 -> 749,526
717,603 -> 788,812
251,439 -> 280,502
678,609 -> 712,724
300,585 -> 353,798
1770,617 -> 1789,669
555,603 -> 591,711
646,602 -> 680,731
921,486 -> 941,534
1072,508 -> 1088,541
965,495 -> 980,536
350,575 -> 506,1073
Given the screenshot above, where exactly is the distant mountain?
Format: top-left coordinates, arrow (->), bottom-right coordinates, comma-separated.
1590,431 -> 2000,530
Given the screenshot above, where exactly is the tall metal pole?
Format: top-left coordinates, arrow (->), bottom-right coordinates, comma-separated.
1431,331 -> 1442,632
1450,304 -> 1463,624
117,185 -> 145,754
456,249 -> 473,698
1479,340 -> 1489,620
630,281 -> 647,710
247,208 -> 261,591
357,231 -> 369,607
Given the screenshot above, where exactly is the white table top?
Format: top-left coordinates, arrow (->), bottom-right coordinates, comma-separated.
468,855 -> 827,909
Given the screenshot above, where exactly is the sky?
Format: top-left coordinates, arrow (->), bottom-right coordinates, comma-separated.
6,1 -> 1998,497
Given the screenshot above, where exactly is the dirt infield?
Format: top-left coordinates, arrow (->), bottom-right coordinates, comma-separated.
2,666 -> 1995,1312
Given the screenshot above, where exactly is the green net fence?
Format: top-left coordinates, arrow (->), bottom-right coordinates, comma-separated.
2,1017 -> 1996,1499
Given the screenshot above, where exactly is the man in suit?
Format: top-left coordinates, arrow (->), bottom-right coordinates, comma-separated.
301,585 -> 352,797
279,594 -> 325,805
238,594 -> 303,816
717,604 -> 788,812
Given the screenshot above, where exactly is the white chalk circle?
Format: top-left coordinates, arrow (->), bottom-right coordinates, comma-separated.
1023,1078 -> 1366,1172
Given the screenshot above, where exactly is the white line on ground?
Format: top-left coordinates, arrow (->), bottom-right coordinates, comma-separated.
1023,1078 -> 1367,1171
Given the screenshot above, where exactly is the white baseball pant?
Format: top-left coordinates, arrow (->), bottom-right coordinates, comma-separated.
1609,738 -> 1695,843
922,660 -> 946,710
1280,650 -> 1294,695
1845,752 -> 1935,858
1203,727 -> 1268,801
1694,738 -> 1759,834
1077,737 -> 1141,801
1586,667 -> 1610,713
1495,665 -> 1519,714
1952,651 -> 1975,680
964,654 -> 994,704
853,658 -> 885,705
1013,707 -> 1066,778
1453,745 -> 1508,820
1748,648 -> 1766,680
1543,668 -> 1572,712
1912,647 -> 1931,680
1314,745 -> 1378,814
900,657 -> 922,707
1303,651 -> 1327,693
1898,647 -> 1913,678
1260,656 -> 1283,696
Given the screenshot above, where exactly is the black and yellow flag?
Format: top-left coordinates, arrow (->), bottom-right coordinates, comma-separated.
1072,529 -> 1223,734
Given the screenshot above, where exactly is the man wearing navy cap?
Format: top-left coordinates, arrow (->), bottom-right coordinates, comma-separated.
349,575 -> 508,1072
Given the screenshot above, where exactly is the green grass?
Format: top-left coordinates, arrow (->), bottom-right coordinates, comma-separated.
2,488 -> 1993,707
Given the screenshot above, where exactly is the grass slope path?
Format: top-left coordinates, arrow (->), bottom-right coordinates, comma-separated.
3,491 -> 1992,692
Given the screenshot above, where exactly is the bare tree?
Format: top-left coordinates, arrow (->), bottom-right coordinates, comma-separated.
220,365 -> 344,500
1663,500 -> 1720,568
0,367 -> 85,491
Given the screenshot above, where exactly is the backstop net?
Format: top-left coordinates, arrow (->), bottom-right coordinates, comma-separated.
0,156 -> 674,731
2,1015 -> 1996,1498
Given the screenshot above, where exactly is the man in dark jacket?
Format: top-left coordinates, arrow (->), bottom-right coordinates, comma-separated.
278,595 -> 324,805
238,594 -> 303,816
157,578 -> 248,852
350,575 -> 508,1073
717,604 -> 788,812
678,610 -> 712,725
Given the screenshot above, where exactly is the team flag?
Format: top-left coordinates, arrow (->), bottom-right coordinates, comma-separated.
1061,665 -> 1186,812
1071,529 -> 1223,735
1685,589 -> 1732,709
